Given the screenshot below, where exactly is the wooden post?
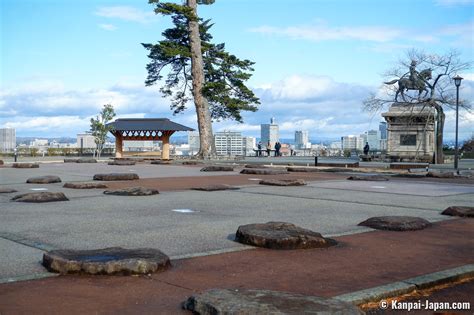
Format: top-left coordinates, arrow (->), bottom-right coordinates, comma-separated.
115,134 -> 123,158
162,135 -> 170,160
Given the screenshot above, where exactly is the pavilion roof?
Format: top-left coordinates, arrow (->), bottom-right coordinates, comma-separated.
107,118 -> 194,132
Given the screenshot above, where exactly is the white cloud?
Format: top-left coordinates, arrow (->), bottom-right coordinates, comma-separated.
250,24 -> 402,43
5,116 -> 89,134
98,23 -> 117,31
94,6 -> 155,24
256,74 -> 371,103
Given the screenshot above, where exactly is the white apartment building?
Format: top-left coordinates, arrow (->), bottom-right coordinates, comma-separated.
77,133 -> 96,149
341,135 -> 358,151
214,131 -> 243,156
0,128 -> 16,152
243,136 -> 256,156
30,139 -> 49,147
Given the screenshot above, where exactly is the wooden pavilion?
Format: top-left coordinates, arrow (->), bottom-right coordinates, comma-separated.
107,118 -> 194,159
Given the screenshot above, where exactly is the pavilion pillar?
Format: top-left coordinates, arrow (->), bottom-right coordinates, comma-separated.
162,135 -> 170,160
115,134 -> 123,158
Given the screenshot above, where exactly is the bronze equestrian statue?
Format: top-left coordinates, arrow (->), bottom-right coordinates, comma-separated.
384,62 -> 432,102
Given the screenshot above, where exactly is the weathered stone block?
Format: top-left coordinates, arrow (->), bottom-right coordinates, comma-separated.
103,187 -> 159,196
93,173 -> 139,181
12,163 -> 39,168
183,289 -> 363,315
63,182 -> 108,189
287,167 -> 320,172
11,192 -> 69,203
26,175 -> 62,184
42,247 -> 171,275
259,179 -> 306,186
108,160 -> 136,166
76,158 -> 97,163
0,188 -> 17,193
235,222 -> 337,249
240,168 -> 288,175
191,184 -> 239,191
441,206 -> 474,218
358,216 -> 431,231
200,166 -> 234,172
347,175 -> 389,181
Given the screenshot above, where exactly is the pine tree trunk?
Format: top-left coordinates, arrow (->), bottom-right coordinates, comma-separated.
187,0 -> 215,159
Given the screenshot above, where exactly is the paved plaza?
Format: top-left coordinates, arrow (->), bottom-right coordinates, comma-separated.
1,162 -> 473,283
0,161 -> 473,314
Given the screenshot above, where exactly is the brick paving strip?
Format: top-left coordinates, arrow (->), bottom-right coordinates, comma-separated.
0,219 -> 472,314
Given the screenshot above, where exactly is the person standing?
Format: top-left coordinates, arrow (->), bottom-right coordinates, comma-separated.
363,142 -> 370,155
266,141 -> 271,157
257,141 -> 262,157
275,142 -> 281,157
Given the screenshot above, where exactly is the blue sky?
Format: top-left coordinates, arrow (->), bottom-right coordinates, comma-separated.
1,0 -> 473,141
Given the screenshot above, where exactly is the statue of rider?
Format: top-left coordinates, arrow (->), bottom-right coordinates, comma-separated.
409,60 -> 419,86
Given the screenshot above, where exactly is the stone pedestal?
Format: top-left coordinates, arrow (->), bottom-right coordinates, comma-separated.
382,103 -> 435,162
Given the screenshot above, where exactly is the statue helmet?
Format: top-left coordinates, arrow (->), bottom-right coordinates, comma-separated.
411,60 -> 417,66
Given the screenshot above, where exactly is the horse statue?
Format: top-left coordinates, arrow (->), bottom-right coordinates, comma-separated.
384,68 -> 432,102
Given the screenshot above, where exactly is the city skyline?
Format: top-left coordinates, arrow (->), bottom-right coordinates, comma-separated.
1,0 -> 473,141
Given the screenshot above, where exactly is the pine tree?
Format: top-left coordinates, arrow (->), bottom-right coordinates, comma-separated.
143,0 -> 259,159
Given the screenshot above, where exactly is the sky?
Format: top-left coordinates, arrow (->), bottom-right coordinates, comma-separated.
1,0 -> 473,142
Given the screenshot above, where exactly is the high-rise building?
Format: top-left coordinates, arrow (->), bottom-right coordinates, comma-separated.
379,122 -> 387,140
367,130 -> 381,151
243,136 -> 256,156
0,128 -> 16,152
187,131 -> 200,153
357,133 -> 368,150
214,131 -> 243,156
341,135 -> 358,151
295,130 -> 309,149
261,117 -> 279,148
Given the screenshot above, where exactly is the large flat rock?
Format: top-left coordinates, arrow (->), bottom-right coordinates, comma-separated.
441,206 -> 474,218
235,222 -> 337,249
63,182 -> 108,189
259,179 -> 307,186
426,171 -> 456,178
347,175 -> 389,181
240,168 -> 289,175
191,184 -> 239,191
11,192 -> 69,203
200,166 -> 234,172
93,173 -> 139,181
76,158 -> 97,163
108,160 -> 136,166
358,216 -> 431,231
287,167 -> 320,172
183,289 -> 363,315
0,188 -> 17,193
42,247 -> 171,275
12,163 -> 39,168
26,175 -> 62,184
244,164 -> 269,169
103,187 -> 159,196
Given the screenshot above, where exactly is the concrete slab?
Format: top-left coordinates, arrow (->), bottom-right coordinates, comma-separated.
0,238 -> 50,281
0,162 -> 240,185
307,180 -> 474,197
